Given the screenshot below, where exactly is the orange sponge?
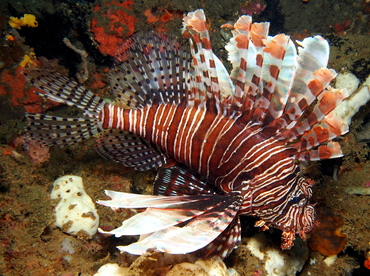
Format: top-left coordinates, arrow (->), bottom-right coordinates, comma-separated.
308,208 -> 347,256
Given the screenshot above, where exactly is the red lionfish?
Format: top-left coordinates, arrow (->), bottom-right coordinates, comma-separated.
24,9 -> 348,258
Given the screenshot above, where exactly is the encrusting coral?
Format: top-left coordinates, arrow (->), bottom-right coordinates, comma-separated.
308,208 -> 347,256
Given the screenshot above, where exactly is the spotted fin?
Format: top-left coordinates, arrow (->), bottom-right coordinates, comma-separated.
198,218 -> 241,259
96,129 -> 167,170
98,190 -> 242,257
25,113 -> 102,146
109,33 -> 192,109
154,165 -> 219,196
23,69 -> 105,117
23,69 -> 106,147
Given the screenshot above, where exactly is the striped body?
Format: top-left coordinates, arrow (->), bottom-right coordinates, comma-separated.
100,100 -> 313,235
24,9 -> 349,258
101,103 -> 296,192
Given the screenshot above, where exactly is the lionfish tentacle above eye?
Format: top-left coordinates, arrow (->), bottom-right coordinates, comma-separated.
23,8 -> 352,258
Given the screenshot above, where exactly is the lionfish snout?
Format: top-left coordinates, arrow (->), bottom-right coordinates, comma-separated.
299,203 -> 316,234
275,200 -> 316,250
271,177 -> 316,248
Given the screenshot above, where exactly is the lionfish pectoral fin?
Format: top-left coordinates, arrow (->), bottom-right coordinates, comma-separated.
154,164 -> 219,196
98,206 -> 206,236
198,217 -> 241,259
96,129 -> 167,171
98,190 -> 242,255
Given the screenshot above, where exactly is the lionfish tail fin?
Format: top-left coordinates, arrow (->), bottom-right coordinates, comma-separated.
98,190 -> 242,257
23,69 -> 105,117
23,69 -> 105,146
25,114 -> 102,147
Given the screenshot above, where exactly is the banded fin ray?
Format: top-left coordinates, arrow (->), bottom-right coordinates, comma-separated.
23,69 -> 106,147
98,190 -> 242,255
25,113 -> 101,146
154,165 -> 241,258
110,33 -> 192,109
252,34 -> 295,124
224,16 -> 268,116
154,165 -> 219,196
97,129 -> 167,170
23,69 -> 105,117
183,10 -> 235,112
183,10 -> 348,162
199,217 -> 241,259
269,36 -> 338,131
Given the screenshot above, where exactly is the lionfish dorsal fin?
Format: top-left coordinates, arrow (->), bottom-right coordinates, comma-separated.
183,10 -> 234,113
262,36 -> 350,161
154,165 -> 219,196
183,10 -> 299,122
252,34 -> 297,124
109,33 -> 192,109
96,129 -> 167,171
268,36 -> 336,131
224,16 -> 269,117
280,86 -> 348,142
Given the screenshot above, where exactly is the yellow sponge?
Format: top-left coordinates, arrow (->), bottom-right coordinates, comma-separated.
9,14 -> 38,29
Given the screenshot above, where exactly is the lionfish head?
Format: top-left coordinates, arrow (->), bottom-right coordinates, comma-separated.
272,177 -> 316,248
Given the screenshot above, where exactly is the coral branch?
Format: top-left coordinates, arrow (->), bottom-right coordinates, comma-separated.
63,38 -> 89,83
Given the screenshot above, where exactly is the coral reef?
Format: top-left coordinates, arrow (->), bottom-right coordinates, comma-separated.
95,255 -> 239,276
22,138 -> 50,166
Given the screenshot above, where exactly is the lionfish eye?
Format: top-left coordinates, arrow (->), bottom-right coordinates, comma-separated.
290,196 -> 302,204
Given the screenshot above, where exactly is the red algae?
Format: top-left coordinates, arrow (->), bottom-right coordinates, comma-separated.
90,0 -> 137,58
0,66 -> 59,113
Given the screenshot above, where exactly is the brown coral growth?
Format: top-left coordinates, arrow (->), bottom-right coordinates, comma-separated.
308,208 -> 347,256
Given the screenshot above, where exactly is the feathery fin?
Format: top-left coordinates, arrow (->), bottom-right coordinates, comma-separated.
97,129 -> 167,170
154,165 -> 219,196
110,33 -> 192,109
25,113 -> 102,146
98,190 -> 242,255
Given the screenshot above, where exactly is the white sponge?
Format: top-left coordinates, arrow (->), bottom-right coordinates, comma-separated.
51,175 -> 99,237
